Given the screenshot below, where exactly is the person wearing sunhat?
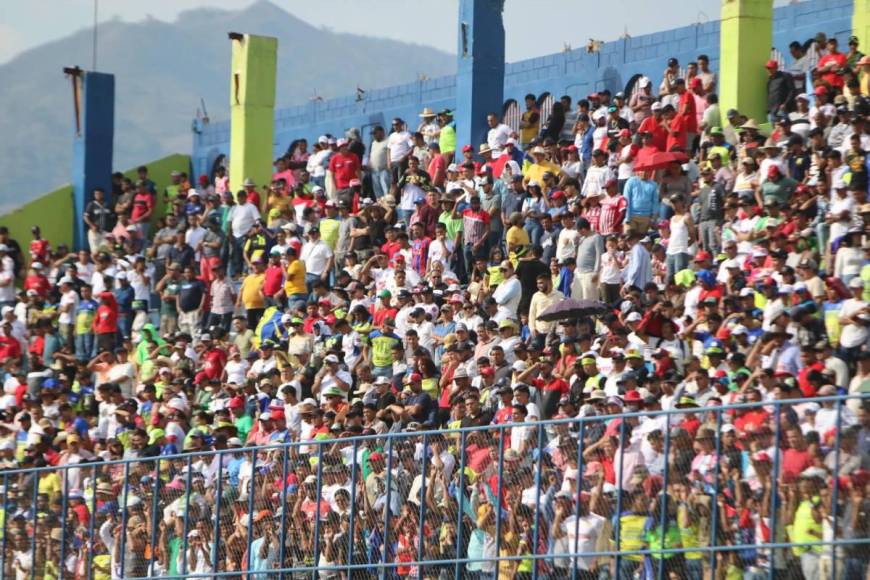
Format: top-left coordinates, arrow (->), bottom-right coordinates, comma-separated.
523,145 -> 561,187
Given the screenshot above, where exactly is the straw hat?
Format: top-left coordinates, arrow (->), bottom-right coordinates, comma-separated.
419,107 -> 436,118
738,119 -> 759,131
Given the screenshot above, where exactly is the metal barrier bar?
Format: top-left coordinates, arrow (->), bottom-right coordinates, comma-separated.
0,393 -> 866,579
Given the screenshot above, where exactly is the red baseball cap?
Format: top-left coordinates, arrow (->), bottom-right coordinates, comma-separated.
765,59 -> 779,69
618,128 -> 631,138
689,77 -> 703,89
814,85 -> 828,95
693,250 -> 712,262
228,397 -> 245,410
767,165 -> 781,179
462,144 -> 474,152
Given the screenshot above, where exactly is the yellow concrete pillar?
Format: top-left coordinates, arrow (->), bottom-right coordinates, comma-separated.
719,0 -> 774,126
228,33 -> 278,195
855,0 -> 870,53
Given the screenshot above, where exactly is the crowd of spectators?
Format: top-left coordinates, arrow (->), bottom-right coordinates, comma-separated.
0,30 -> 870,580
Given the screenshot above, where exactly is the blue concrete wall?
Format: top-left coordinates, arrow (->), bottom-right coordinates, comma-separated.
455,0 -> 505,154
191,0 -> 853,180
72,71 -> 114,250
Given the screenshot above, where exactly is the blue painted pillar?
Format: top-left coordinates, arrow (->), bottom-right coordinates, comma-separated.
68,68 -> 114,250
455,0 -> 505,154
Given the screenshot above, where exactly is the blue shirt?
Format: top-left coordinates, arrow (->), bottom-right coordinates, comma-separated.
624,177 -> 660,220
624,243 -> 652,289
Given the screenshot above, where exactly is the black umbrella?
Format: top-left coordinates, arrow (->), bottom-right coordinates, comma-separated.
538,298 -> 609,322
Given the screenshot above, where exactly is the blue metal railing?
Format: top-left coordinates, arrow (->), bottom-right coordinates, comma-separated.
0,394 -> 867,579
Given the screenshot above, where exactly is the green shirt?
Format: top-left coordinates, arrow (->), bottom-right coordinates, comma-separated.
439,122 -> 456,154
760,176 -> 797,206
160,280 -> 180,316
368,329 -> 401,368
235,414 -> 253,442
438,211 -> 463,243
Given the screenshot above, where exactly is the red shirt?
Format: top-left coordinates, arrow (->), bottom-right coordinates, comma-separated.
381,241 -> 402,261
23,274 -> 51,298
0,335 -> 21,361
678,91 -> 698,133
797,362 -> 824,397
130,192 -> 155,223
93,293 -> 118,334
734,409 -> 770,434
327,152 -> 361,189
263,265 -> 284,297
532,376 -> 569,394
428,155 -> 447,187
666,115 -> 689,152
29,239 -> 50,264
200,348 -> 227,381
371,306 -> 398,328
637,120 -> 667,151
817,52 -> 847,88
781,448 -> 813,479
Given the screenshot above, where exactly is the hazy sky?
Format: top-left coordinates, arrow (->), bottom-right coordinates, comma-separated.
2,0 -> 732,65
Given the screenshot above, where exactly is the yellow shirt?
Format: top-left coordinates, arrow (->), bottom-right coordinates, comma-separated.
523,160 -> 561,184
284,260 -> 307,296
506,225 -> 530,250
240,273 -> 266,309
38,471 -> 62,498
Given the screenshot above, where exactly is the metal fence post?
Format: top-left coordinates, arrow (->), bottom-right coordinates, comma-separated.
830,396 -> 844,580
571,418 -> 587,580
87,467 -> 98,580
707,408 -> 723,580
312,440 -> 325,575
454,430 -> 467,580
347,439 -> 359,579
417,434 -> 429,574
212,450 -> 224,576
493,426 -> 506,579
614,418 -> 627,579
277,444 -> 289,579
383,435 -> 395,576
180,453 -> 194,576
147,459 -> 161,576
118,460 -> 130,578
29,465 -> 37,580
532,422 -> 545,580
245,448 -> 258,574
767,401 -> 783,580
58,465 -> 69,580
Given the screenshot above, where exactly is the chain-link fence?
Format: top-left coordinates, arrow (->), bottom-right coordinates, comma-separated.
1,394 -> 868,579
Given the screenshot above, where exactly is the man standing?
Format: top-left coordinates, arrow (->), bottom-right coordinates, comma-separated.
573,218 -> 604,300
453,196 -> 490,283
623,170 -> 660,234
387,118 -> 414,191
766,60 -> 796,123
300,226 -> 333,292
368,126 -> 390,199
486,113 -> 512,156
83,188 -> 115,253
528,273 -> 565,348
177,266 -> 206,336
623,231 -> 652,290
327,138 -> 362,200
229,191 -> 261,278
696,166 -> 725,254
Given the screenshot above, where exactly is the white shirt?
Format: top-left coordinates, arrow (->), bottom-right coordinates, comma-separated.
185,226 -> 206,260
491,276 -> 521,322
617,144 -> 636,180
487,123 -> 512,156
555,513 -> 607,570
230,203 -> 261,238
556,228 -> 580,263
128,269 -> 151,301
387,130 -> 413,162
224,359 -> 249,385
839,298 -> 868,348
58,289 -> 79,325
300,240 -> 333,276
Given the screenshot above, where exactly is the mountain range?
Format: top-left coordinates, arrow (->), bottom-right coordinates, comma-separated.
0,1 -> 454,212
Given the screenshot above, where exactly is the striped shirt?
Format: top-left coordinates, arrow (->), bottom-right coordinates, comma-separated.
598,194 -> 627,236
461,209 -> 490,246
